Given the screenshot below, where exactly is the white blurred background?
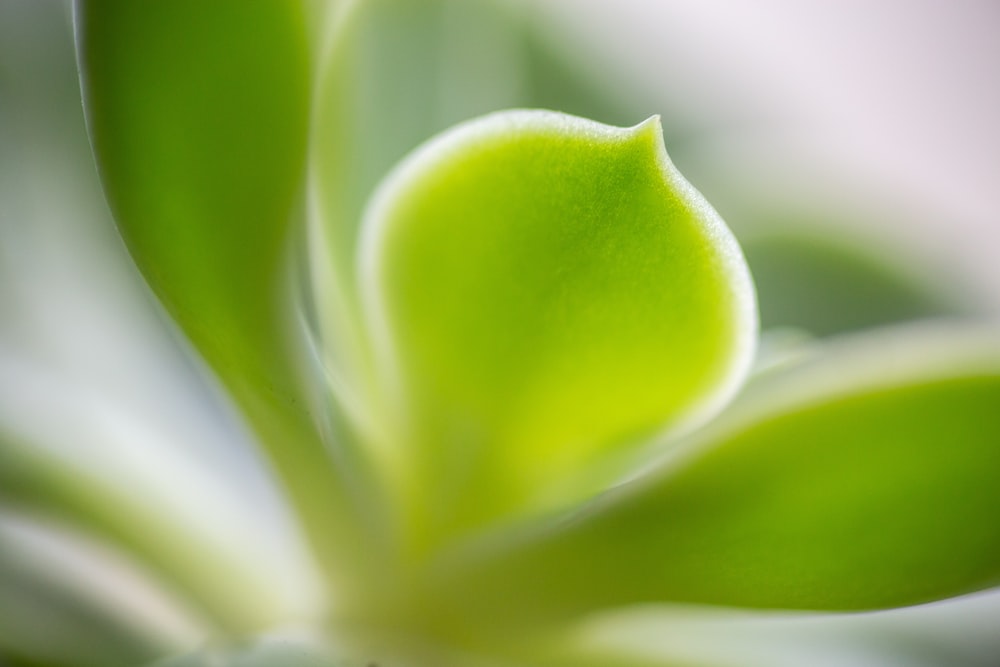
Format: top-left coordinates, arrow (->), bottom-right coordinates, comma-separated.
541,0 -> 1000,309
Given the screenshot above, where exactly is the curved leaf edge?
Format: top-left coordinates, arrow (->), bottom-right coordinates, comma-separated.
356,108 -> 758,484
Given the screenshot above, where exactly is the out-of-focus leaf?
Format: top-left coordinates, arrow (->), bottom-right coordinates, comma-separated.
742,231 -> 968,336
0,513 -> 193,667
3,1 -> 326,634
483,630 -> 708,667
0,430 -> 278,634
314,0 -> 647,264
430,324 -> 1000,629
0,342 -> 317,635
145,635 -> 540,667
309,1 -> 679,548
148,639 -> 338,667
361,110 -> 755,555
524,593 -> 1000,667
74,0 -> 371,587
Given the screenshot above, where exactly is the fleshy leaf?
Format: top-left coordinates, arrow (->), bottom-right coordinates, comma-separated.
532,596 -> 1000,667
0,513 -> 191,667
0,439 -> 272,635
75,0 -> 308,399
74,0 -> 370,586
428,324 -> 1000,628
360,110 -> 756,553
0,361 -> 294,635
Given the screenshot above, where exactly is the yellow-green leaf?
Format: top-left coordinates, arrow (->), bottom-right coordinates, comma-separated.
360,110 -> 756,555
0,514 -> 183,667
430,325 -> 1000,628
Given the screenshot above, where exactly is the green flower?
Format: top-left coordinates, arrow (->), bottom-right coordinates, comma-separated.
2,2 -> 999,666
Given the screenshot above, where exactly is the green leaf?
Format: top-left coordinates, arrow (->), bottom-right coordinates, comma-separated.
0,424 -> 285,635
148,639 -> 338,667
308,1 -> 688,540
75,0 -> 309,397
361,110 -> 756,555
429,324 -> 1000,628
309,0 -> 659,410
74,0 -> 372,587
144,635 -> 544,667
0,514 -> 184,667
312,0 -> 528,402
522,595 -> 1000,667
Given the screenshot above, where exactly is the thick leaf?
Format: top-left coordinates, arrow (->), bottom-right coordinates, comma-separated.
361,110 -> 755,554
524,594 -> 1000,667
75,0 -> 308,388
0,428 -> 282,634
0,512 -> 194,667
75,0 -> 371,586
309,0 -> 690,557
428,324 -> 1000,628
314,0 -> 648,274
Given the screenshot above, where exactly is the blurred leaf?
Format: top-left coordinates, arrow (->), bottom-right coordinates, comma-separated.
430,324 -> 1000,628
0,514 -> 184,667
0,358 -> 292,634
148,639 -> 338,667
486,632 -> 708,667
144,635 -> 543,667
527,593 -> 1000,667
361,110 -> 755,555
742,231 -> 967,336
75,0 -> 372,588
0,427 -> 279,634
315,0 -> 645,263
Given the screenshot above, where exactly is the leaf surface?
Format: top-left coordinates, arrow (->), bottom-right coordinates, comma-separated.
0,514 -> 187,667
430,325 -> 1000,626
76,0 -> 308,394
149,644 -> 336,667
74,0 -> 371,585
361,110 -> 755,553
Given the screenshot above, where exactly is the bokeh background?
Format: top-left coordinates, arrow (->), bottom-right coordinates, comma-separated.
1,1 -> 999,666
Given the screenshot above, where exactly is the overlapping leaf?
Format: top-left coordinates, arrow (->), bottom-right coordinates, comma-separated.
0,514 -> 192,667
429,325 -> 1000,630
